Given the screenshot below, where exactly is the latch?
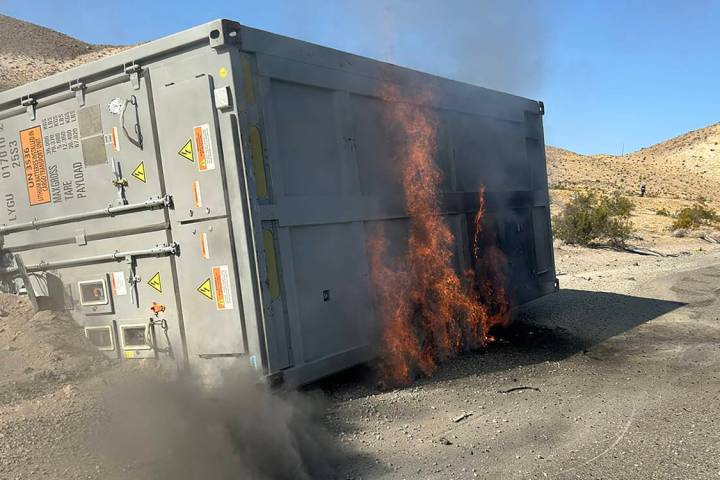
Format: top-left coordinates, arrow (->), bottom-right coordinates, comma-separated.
69,81 -> 86,106
20,96 -> 37,121
124,63 -> 142,90
125,255 -> 140,308
111,158 -> 129,206
538,101 -> 545,116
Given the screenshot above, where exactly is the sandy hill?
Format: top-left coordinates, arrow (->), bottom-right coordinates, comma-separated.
0,14 -> 122,92
547,123 -> 720,203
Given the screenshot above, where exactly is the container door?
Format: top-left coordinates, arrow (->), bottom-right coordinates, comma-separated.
152,66 -> 245,361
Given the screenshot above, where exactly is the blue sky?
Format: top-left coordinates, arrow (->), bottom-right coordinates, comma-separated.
1,0 -> 718,155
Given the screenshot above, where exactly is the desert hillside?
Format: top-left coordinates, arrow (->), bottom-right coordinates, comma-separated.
0,14 -> 122,92
547,123 -> 720,203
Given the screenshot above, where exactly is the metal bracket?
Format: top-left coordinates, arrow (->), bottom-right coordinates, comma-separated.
111,158 -> 129,206
538,101 -> 545,115
209,21 -> 242,49
14,255 -> 39,311
20,96 -> 37,121
70,81 -> 86,106
126,255 -> 140,308
74,229 -> 87,246
124,63 -> 142,90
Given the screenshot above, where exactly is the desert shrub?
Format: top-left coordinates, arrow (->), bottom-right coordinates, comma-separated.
656,208 -> 671,216
553,191 -> 634,247
672,203 -> 718,230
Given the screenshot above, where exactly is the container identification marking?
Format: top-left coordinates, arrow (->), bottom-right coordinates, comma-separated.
178,139 -> 194,162
200,232 -> 210,259
20,126 -> 51,206
194,124 -> 215,172
131,162 -> 146,183
192,180 -> 202,208
148,272 -> 162,293
212,265 -> 234,310
197,278 -> 213,300
111,271 -> 127,296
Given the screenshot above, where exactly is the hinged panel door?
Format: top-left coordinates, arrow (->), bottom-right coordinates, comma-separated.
152,73 -> 228,222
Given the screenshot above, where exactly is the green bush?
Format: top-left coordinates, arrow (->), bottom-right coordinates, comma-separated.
672,204 -> 718,230
553,191 -> 634,247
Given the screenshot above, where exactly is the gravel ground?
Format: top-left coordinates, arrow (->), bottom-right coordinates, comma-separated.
323,238 -> 720,479
2,239 -> 720,480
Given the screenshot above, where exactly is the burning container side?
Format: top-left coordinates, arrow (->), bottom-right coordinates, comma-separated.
0,20 -> 556,385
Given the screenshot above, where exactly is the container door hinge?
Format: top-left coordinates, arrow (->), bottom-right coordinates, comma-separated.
70,81 -> 86,106
124,64 -> 142,90
20,96 -> 37,121
538,101 -> 545,115
126,256 -> 140,308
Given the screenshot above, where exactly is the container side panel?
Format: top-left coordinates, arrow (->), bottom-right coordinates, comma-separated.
269,81 -> 343,196
289,222 -> 373,362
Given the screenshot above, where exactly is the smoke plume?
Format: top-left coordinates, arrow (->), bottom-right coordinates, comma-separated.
287,0 -> 546,96
91,368 -> 341,479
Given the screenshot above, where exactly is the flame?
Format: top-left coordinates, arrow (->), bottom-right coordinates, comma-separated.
369,85 -> 509,387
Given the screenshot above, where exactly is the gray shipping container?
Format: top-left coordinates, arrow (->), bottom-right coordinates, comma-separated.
0,19 -> 556,385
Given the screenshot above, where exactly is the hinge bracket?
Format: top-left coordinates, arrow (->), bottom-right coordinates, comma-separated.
124,63 -> 142,90
20,96 -> 37,121
70,81 -> 86,106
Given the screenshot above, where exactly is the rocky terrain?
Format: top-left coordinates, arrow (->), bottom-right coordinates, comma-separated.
547,124 -> 720,203
0,14 -> 122,92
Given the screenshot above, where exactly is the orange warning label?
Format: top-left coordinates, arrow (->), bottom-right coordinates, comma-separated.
192,180 -> 202,208
200,232 -> 210,259
212,265 -> 233,310
20,126 -> 50,206
194,124 -> 215,172
111,126 -> 120,152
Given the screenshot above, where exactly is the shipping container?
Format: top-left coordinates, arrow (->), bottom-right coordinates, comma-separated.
0,19 -> 556,385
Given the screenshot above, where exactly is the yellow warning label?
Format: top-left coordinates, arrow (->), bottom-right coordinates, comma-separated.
148,272 -> 162,293
197,278 -> 213,300
219,67 -> 229,78
131,162 -> 146,183
178,139 -> 194,162
124,351 -> 135,359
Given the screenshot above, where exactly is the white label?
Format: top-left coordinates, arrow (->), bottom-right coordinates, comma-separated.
111,271 -> 127,296
194,123 -> 216,172
212,265 -> 234,310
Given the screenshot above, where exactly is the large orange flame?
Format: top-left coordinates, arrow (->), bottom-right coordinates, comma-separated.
369,85 -> 509,387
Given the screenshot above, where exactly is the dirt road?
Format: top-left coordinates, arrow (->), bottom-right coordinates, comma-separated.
327,240 -> 720,479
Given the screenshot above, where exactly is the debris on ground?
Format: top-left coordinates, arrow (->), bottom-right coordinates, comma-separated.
453,412 -> 473,423
497,386 -> 541,394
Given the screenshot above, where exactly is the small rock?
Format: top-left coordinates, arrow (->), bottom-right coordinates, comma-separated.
438,436 -> 453,446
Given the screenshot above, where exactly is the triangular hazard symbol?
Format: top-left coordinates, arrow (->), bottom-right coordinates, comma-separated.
178,139 -> 194,162
197,278 -> 213,300
148,272 -> 162,293
131,162 -> 146,183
